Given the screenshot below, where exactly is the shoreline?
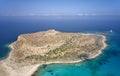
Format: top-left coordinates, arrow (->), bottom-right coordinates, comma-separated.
32,34 -> 107,76
0,33 -> 107,76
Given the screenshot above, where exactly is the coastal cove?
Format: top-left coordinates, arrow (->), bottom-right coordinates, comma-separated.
32,34 -> 107,76
0,16 -> 120,76
34,32 -> 120,76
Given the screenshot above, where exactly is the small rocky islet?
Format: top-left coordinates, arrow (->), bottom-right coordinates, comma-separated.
0,29 -> 107,76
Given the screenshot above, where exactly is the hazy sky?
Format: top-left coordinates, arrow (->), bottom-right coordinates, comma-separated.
0,0 -> 120,16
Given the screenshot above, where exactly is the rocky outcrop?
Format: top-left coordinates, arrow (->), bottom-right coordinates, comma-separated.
0,30 -> 107,76
8,30 -> 105,65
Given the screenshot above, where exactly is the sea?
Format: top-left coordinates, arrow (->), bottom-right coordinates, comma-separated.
0,15 -> 120,76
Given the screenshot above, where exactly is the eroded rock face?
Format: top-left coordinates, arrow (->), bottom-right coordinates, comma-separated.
9,30 -> 104,65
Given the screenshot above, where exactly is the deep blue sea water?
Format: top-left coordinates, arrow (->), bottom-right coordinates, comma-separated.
0,15 -> 120,76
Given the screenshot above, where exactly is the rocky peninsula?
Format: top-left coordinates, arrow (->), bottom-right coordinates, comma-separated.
0,29 -> 107,76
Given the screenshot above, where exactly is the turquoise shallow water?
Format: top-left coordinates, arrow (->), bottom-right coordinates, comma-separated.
35,32 -> 120,76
